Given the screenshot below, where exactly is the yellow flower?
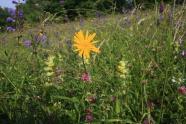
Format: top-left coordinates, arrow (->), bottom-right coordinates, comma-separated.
45,56 -> 55,67
44,67 -> 52,71
73,30 -> 100,59
44,55 -> 55,77
117,60 -> 129,79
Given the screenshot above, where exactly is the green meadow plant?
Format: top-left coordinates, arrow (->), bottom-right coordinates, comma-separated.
0,3 -> 186,124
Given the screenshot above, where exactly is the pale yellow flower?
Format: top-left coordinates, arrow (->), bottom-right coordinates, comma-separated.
45,56 -> 55,67
44,55 -> 55,77
46,72 -> 54,77
117,60 -> 129,79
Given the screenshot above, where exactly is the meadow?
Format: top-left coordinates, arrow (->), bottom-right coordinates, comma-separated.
0,4 -> 186,124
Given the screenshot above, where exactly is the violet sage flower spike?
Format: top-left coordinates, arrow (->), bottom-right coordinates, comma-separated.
23,40 -> 32,47
6,17 -> 15,23
6,26 -> 16,32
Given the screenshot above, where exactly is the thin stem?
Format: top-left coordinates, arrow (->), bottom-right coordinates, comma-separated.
1,71 -> 17,89
144,85 -> 151,123
133,0 -> 136,8
82,54 -> 87,73
173,0 -> 176,25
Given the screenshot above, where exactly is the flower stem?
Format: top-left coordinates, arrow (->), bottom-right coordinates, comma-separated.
82,55 -> 87,73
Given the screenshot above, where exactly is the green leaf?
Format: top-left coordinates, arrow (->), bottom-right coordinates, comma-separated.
115,98 -> 120,114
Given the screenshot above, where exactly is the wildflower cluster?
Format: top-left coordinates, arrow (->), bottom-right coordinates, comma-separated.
171,75 -> 185,85
81,72 -> 91,82
23,30 -> 47,55
6,16 -> 15,32
2,6 -> 186,123
117,60 -> 129,79
34,30 -> 47,44
6,0 -> 24,32
85,108 -> 93,123
72,30 -> 101,122
43,53 -> 63,85
84,93 -> 96,122
73,30 -> 100,84
178,86 -> 186,95
44,55 -> 55,77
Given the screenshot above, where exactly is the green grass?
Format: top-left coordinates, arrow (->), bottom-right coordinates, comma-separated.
0,6 -> 186,124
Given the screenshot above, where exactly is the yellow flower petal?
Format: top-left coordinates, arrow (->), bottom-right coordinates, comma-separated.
73,30 -> 100,59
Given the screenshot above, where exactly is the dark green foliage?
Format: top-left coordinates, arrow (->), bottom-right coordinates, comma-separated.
21,0 -> 48,22
19,0 -> 185,22
23,0 -> 126,21
0,7 -> 10,32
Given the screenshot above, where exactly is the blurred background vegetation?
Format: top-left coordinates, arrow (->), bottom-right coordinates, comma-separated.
0,0 -> 184,31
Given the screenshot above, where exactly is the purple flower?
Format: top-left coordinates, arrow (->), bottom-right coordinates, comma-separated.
18,10 -> 24,18
23,40 -> 32,47
85,113 -> 93,123
159,2 -> 164,13
42,35 -> 47,41
181,50 -> 186,57
178,86 -> 186,95
59,0 -> 64,4
34,34 -> 47,43
85,108 -> 93,122
81,72 -> 91,82
7,8 -> 16,17
6,26 -> 16,32
143,118 -> 152,124
40,35 -> 47,43
12,0 -> 18,4
6,17 -> 15,23
34,35 -> 39,43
